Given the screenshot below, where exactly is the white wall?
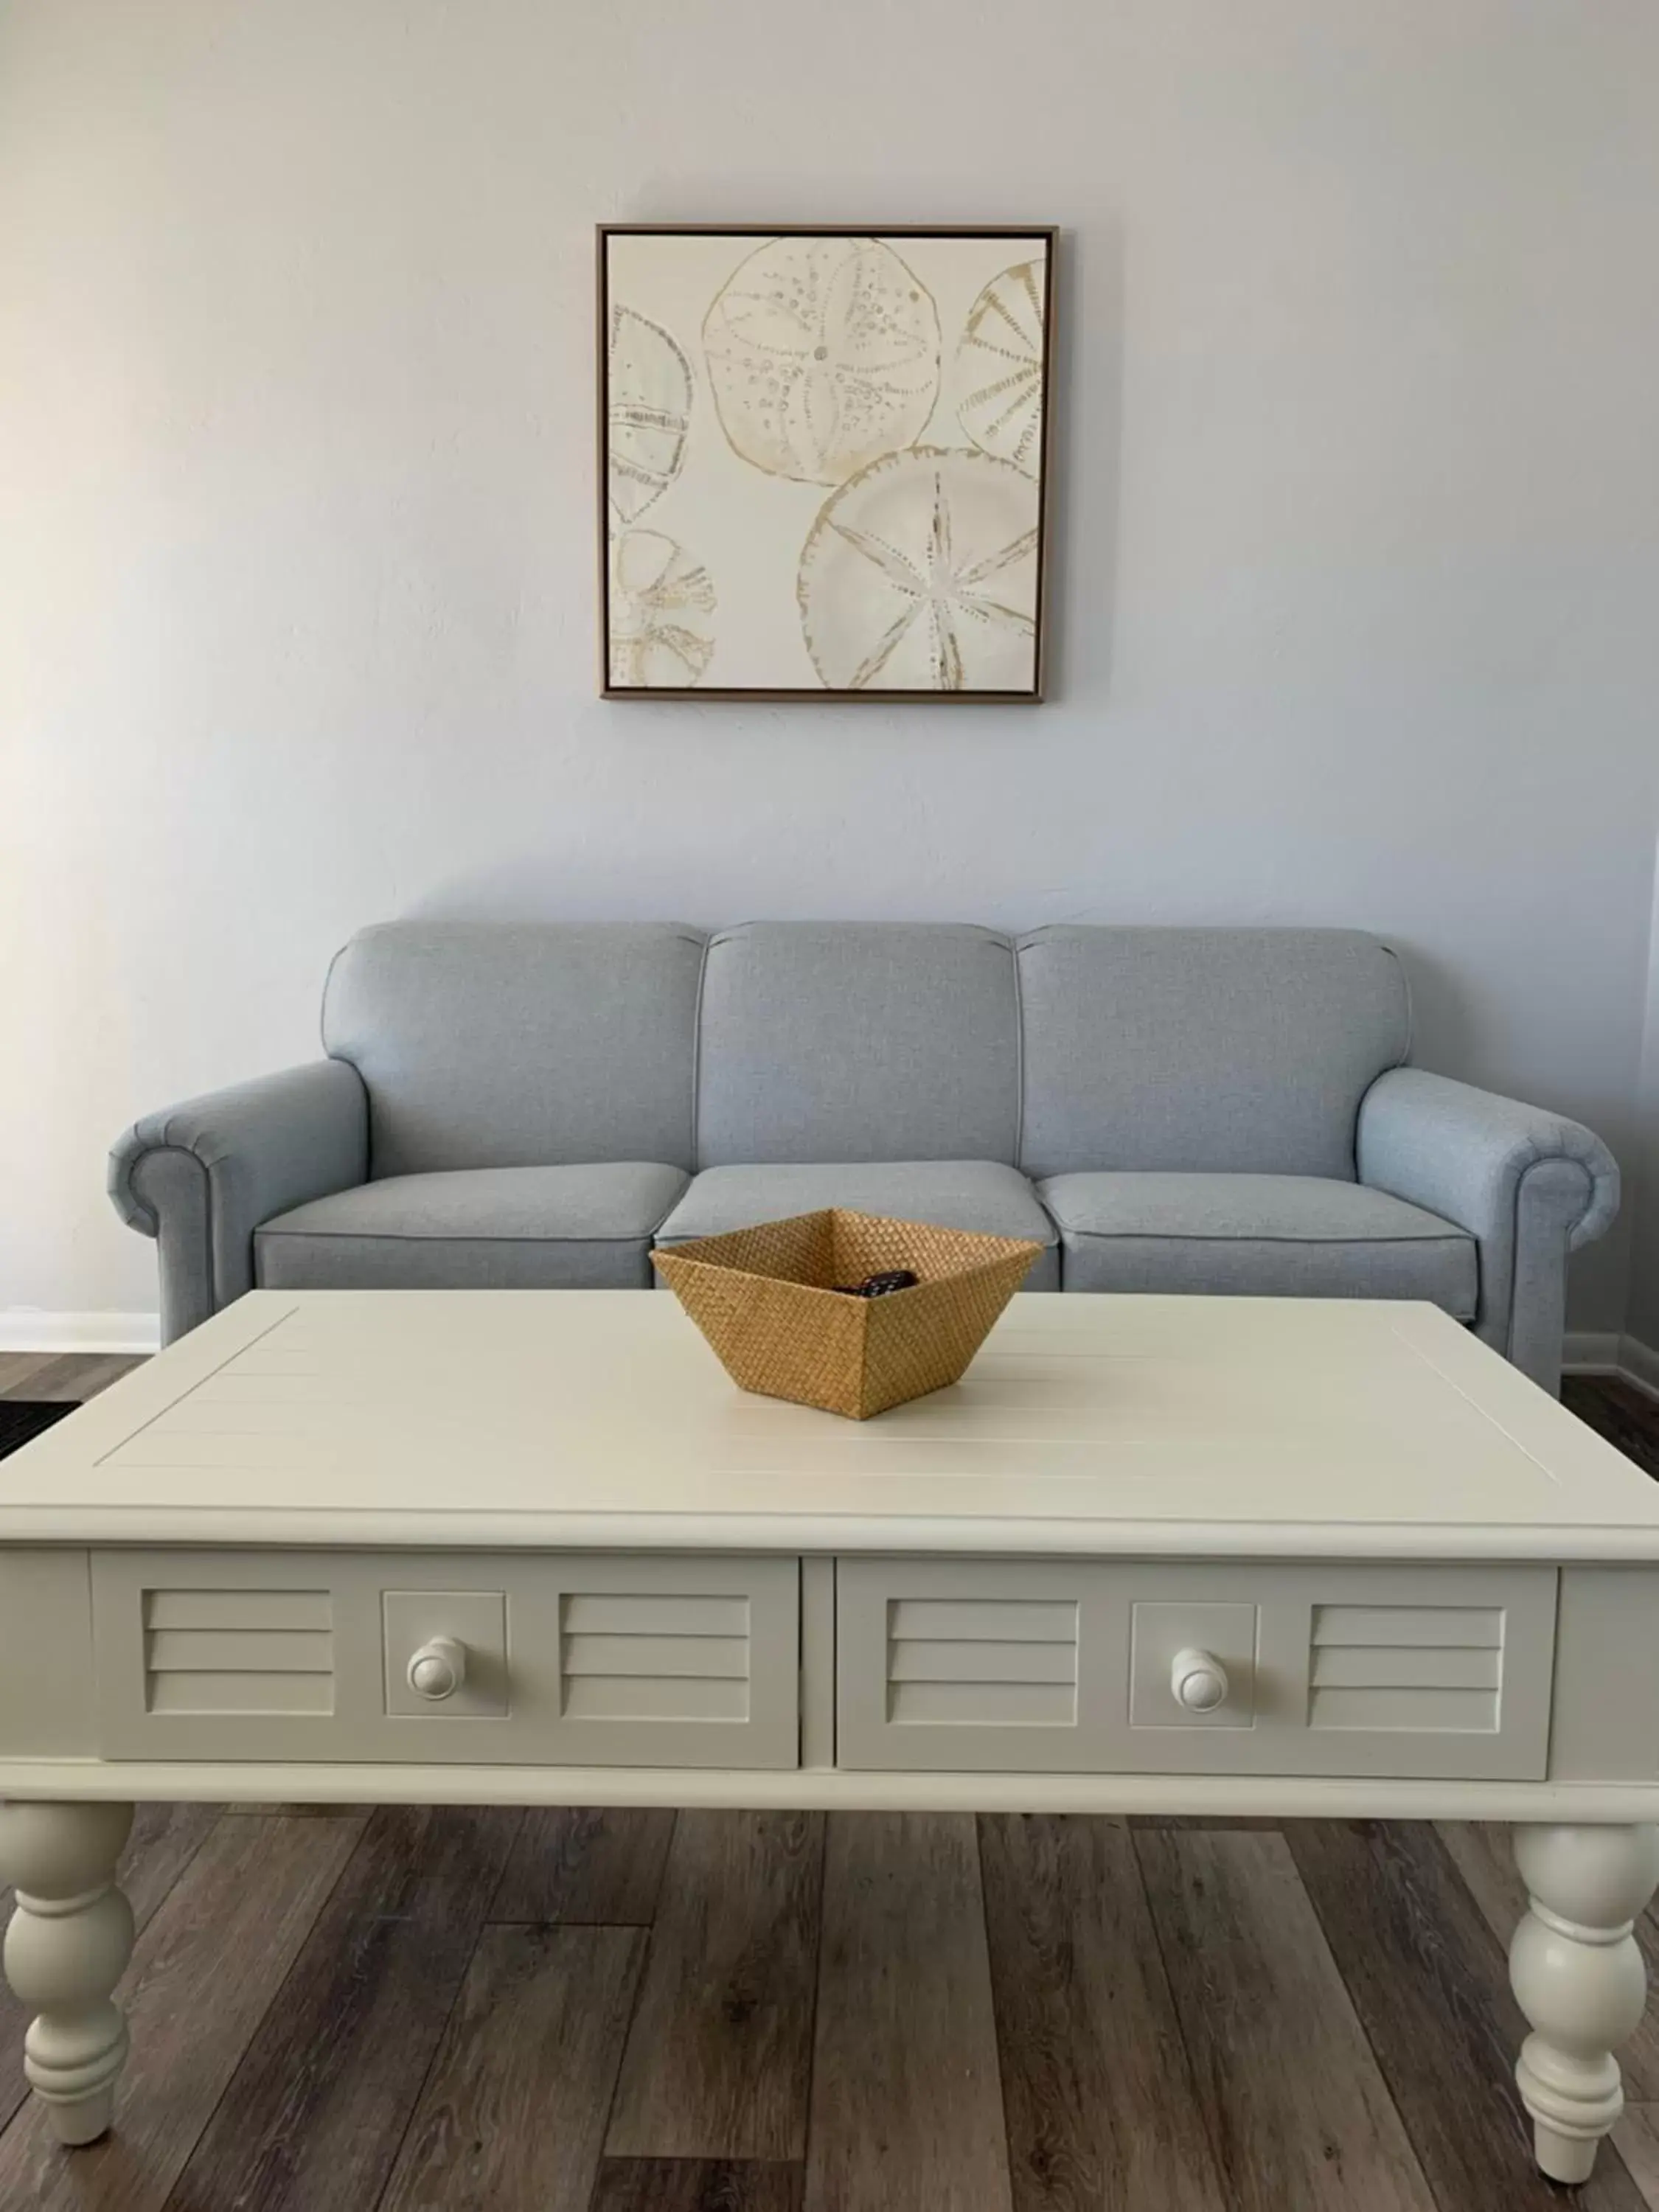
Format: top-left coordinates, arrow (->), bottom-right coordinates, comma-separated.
4,0 -> 1659,1339
1627,852 -> 1659,1357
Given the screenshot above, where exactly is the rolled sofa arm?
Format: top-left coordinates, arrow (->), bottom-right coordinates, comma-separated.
109,1061 -> 369,1343
1357,1067 -> 1619,1392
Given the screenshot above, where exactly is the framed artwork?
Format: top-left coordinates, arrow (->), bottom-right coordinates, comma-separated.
598,224 -> 1057,702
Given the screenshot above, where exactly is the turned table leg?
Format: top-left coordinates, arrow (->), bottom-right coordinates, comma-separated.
0,1801 -> 136,2146
1509,1823 -> 1659,2185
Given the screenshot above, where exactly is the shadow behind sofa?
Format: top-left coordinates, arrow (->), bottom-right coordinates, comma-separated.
108,921 -> 1619,1395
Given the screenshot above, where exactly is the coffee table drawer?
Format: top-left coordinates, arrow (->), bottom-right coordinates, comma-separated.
836,1558 -> 1557,1780
91,1549 -> 799,1769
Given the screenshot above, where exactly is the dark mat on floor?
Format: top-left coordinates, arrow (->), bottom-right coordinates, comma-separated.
0,1399 -> 78,1460
1562,1376 -> 1659,1481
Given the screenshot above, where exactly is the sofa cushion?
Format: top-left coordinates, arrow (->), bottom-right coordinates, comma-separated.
657,1161 -> 1060,1290
1039,1171 -> 1475,1313
322,921 -> 707,1176
1017,926 -> 1411,1180
255,1162 -> 689,1291
695,922 -> 1020,1167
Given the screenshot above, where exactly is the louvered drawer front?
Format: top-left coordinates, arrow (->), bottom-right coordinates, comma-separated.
836,1559 -> 1557,1779
142,1586 -> 335,1717
885,1595 -> 1080,1729
838,1561 -> 1112,1773
559,1591 -> 754,1724
92,1551 -> 800,1767
1308,1604 -> 1503,1733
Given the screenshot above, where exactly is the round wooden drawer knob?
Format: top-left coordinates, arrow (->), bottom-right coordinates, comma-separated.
1170,1647 -> 1229,1713
407,1636 -> 467,1702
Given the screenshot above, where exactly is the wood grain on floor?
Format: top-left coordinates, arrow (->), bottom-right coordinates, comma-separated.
1,1360 -> 1657,2209
0,1813 -> 364,2212
1287,1820 -> 1650,2212
607,1811 -> 823,2163
493,1806 -> 676,1926
1136,1826 -> 1436,2212
4,1352 -> 146,1402
591,2160 -> 806,2211
1564,1376 -> 1659,1479
380,1923 -> 645,2212
1439,1818 -> 1659,2102
162,1806 -> 521,2212
0,1801 -> 220,2136
807,1811 -> 1012,2212
980,1811 -> 1228,2212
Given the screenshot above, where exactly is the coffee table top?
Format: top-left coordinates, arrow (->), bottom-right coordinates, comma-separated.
4,1290 -> 1657,1559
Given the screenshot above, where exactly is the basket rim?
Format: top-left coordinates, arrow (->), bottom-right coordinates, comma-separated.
650,1208 -> 1046,1298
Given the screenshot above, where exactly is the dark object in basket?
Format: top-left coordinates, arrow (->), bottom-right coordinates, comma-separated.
652,1209 -> 1043,1419
832,1269 -> 919,1299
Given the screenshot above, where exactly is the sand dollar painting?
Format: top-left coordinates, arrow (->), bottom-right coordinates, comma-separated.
608,529 -> 716,688
606,305 -> 693,527
600,227 -> 1054,697
799,447 -> 1040,691
956,262 -> 1046,474
703,236 -> 941,485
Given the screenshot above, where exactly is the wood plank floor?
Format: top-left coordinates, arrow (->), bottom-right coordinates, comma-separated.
1,1356 -> 1657,2209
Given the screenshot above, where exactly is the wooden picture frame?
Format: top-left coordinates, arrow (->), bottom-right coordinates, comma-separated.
597,224 -> 1057,703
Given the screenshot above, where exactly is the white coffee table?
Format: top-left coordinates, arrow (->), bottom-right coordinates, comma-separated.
4,1288 -> 1659,2183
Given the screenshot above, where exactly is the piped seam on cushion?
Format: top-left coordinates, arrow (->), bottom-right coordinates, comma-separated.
1503,1152 -> 1596,1359
1346,941 -> 1414,1176
127,1144 -> 217,1309
1010,933 -> 1027,1172
1057,1228 -> 1472,1248
689,931 -> 712,1171
318,939 -> 351,1057
255,1228 -> 678,1245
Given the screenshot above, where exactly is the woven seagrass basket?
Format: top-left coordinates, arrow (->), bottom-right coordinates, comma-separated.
650,1209 -> 1043,1420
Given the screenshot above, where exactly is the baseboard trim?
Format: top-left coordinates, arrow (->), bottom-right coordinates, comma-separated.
1564,1330 -> 1659,1402
1617,1335 -> 1659,1399
1563,1330 -> 1623,1371
0,1311 -> 161,1355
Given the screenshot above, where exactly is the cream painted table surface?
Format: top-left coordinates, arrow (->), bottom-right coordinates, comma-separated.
5,1289 -> 1659,2183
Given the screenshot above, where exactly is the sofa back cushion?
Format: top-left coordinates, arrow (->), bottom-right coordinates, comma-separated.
695,922 -> 1020,1167
1016,926 -> 1410,1180
322,921 -> 706,1175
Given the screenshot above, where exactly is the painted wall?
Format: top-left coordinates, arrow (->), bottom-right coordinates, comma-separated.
3,1 -> 1658,1340
1627,858 -> 1659,1359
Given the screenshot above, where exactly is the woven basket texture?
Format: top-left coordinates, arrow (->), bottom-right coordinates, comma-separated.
651,1208 -> 1042,1419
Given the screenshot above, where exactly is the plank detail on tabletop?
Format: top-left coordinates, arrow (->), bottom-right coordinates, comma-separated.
981,1812 -> 1228,2212
161,1804 -> 521,2212
380,1923 -> 644,2211
608,1810 -> 824,2162
0,1811 -> 361,2212
1135,1826 -> 1436,2212
592,2157 -> 807,2210
491,1805 -> 675,1925
1287,1819 -> 1648,2212
806,1810 -> 1012,2212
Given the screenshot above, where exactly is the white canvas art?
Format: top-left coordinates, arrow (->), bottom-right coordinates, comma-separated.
599,228 -> 1055,700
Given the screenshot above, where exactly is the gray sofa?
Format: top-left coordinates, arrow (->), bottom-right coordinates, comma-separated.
108,919 -> 1620,1393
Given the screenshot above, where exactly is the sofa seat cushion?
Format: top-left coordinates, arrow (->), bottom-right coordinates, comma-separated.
255,1163 -> 689,1292
1039,1171 -> 1476,1315
656,1161 -> 1060,1290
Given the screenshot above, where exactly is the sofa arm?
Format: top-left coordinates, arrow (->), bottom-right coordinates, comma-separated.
109,1061 -> 369,1343
1357,1067 -> 1618,1391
